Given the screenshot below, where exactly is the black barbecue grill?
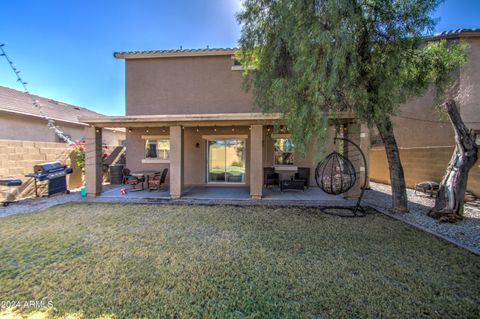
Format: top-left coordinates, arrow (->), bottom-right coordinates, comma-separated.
25,161 -> 73,197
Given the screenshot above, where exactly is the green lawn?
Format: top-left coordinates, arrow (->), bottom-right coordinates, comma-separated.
0,203 -> 479,318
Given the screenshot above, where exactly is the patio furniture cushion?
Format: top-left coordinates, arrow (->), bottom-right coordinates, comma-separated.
0,179 -> 23,187
264,167 -> 279,187
148,179 -> 161,185
294,167 -> 310,188
148,168 -> 168,191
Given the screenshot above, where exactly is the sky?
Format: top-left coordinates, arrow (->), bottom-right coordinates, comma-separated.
0,0 -> 478,116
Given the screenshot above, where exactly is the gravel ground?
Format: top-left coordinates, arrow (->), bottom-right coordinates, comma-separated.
1,182 -> 479,255
364,182 -> 480,255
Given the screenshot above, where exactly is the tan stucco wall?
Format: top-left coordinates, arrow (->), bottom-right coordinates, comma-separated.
0,112 -> 85,143
101,129 -> 125,146
0,111 -> 125,145
459,38 -> 480,132
370,37 -> 480,195
124,127 -> 170,180
125,55 -> 254,115
124,125 -> 348,188
370,145 -> 480,196
125,126 -> 251,186
391,37 -> 480,148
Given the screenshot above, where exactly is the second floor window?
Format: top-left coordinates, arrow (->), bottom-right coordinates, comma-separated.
274,138 -> 294,165
145,139 -> 170,160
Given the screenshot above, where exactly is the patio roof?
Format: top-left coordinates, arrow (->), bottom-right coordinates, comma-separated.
80,112 -> 358,128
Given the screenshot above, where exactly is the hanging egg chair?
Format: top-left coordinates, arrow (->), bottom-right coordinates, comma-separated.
315,137 -> 368,217
315,151 -> 356,195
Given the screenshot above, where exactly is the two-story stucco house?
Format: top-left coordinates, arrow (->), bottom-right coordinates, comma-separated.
81,48 -> 364,199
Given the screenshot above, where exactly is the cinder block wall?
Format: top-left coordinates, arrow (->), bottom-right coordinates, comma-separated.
369,145 -> 480,196
0,139 -> 84,200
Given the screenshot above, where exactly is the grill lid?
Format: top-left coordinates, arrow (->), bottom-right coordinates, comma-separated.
34,161 -> 66,174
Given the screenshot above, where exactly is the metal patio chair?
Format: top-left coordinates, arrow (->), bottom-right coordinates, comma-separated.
147,168 -> 168,191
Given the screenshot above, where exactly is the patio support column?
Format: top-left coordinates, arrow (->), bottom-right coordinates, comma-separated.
85,126 -> 103,197
345,122 -> 362,199
360,124 -> 370,189
250,124 -> 263,200
169,125 -> 184,199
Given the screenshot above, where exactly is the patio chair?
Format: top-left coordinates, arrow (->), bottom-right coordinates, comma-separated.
147,168 -> 168,191
122,168 -> 145,190
294,167 -> 310,189
264,167 -> 279,187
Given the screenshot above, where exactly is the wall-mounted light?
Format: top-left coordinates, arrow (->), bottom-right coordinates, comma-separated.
214,126 -> 217,132
128,128 -> 132,133
146,129 -> 149,133
231,127 -> 235,132
196,127 -> 200,133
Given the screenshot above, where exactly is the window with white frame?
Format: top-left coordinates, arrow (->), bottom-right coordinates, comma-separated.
145,138 -> 170,160
274,138 -> 294,165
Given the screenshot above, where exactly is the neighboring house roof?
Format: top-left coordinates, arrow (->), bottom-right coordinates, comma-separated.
114,48 -> 236,59
114,29 -> 480,60
0,85 -> 109,127
430,28 -> 480,40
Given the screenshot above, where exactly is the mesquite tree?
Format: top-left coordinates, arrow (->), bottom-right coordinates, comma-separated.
424,42 -> 475,221
428,101 -> 477,222
237,0 -> 466,213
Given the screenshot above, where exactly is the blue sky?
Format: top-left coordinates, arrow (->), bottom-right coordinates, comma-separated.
0,0 -> 478,116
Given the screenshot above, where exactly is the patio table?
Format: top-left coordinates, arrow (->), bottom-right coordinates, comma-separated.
274,166 -> 298,182
129,171 -> 159,190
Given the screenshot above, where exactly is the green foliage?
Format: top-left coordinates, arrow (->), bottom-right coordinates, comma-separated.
237,0 -> 468,154
70,142 -> 109,170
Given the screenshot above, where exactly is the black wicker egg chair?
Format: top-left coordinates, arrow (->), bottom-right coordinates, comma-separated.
315,137 -> 367,217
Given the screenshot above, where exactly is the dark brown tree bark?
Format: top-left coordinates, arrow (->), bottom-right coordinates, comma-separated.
377,118 -> 409,213
429,100 -> 478,222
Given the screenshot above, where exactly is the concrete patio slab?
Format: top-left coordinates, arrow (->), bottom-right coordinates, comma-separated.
100,186 -> 170,199
99,185 -> 344,202
183,186 -> 251,200
263,187 -> 343,201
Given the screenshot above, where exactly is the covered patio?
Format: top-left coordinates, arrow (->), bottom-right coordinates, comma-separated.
80,112 -> 367,202
97,184 -> 346,202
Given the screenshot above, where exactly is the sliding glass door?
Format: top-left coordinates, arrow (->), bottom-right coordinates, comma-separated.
208,139 -> 246,184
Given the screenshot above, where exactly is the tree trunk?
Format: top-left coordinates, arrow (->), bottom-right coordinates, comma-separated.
377,118 -> 409,213
428,100 -> 478,222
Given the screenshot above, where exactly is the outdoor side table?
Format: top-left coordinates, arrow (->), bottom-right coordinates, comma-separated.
280,179 -> 305,192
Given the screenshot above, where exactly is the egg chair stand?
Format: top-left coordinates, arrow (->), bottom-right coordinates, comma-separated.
315,137 -> 368,217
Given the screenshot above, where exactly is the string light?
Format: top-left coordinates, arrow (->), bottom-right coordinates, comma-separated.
0,44 -> 73,143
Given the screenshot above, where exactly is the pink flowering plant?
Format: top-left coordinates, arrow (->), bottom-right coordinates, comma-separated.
70,141 -> 109,170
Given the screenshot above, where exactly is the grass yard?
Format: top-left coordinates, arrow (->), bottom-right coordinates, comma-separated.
0,203 -> 479,318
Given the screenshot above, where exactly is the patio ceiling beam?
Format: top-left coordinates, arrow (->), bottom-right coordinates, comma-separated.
79,112 -> 357,128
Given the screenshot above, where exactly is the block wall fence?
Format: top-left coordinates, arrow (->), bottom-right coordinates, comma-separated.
369,145 -> 480,197
0,139 -> 117,200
